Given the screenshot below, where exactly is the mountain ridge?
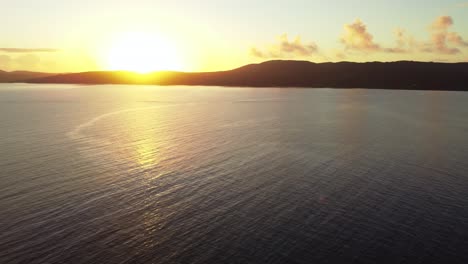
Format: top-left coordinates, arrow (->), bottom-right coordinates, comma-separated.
0,70 -> 55,82
4,60 -> 468,91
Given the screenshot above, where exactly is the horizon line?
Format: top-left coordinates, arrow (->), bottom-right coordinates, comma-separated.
2,59 -> 468,75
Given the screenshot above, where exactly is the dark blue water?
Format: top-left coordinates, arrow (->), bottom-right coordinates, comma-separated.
1,84 -> 468,263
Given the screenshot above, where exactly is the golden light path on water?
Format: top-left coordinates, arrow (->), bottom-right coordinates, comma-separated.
66,101 -> 181,251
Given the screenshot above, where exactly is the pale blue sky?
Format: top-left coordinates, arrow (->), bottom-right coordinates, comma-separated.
1,0 -> 467,72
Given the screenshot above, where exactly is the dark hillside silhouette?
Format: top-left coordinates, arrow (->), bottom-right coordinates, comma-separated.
0,70 -> 54,82
15,60 -> 468,90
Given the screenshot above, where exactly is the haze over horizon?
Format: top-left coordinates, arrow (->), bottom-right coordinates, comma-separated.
1,0 -> 468,73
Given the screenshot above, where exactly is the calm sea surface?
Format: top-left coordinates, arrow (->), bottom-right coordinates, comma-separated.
1,84 -> 468,264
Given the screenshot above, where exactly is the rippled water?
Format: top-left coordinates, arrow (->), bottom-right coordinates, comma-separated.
1,84 -> 468,263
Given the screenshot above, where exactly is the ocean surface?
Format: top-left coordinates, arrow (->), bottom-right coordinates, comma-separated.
1,84 -> 468,264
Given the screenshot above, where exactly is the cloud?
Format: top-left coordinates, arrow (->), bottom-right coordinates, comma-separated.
0,55 -> 12,69
340,19 -> 381,52
426,33 -> 460,54
382,16 -> 468,55
394,29 -> 407,47
0,48 -> 59,53
335,51 -> 347,60
339,19 -> 404,54
251,34 -> 318,58
431,16 -> 453,30
383,29 -> 415,53
447,32 -> 468,46
15,54 -> 41,68
423,16 -> 467,54
254,16 -> 468,61
339,19 -> 412,54
250,48 -> 266,58
0,48 -> 59,71
277,35 -> 318,56
0,54 -> 42,71
338,16 -> 468,57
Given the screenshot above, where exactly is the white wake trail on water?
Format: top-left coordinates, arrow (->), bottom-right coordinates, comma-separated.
66,103 -> 188,154
67,106 -> 160,141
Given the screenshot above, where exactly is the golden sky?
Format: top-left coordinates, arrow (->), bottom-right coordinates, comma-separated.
1,0 -> 468,73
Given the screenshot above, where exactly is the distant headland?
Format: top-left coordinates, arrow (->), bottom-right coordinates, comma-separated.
2,60 -> 468,91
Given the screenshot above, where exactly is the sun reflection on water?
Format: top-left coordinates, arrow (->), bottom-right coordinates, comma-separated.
116,105 -> 172,252
119,107 -> 168,171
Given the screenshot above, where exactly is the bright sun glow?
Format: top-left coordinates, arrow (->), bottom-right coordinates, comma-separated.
106,32 -> 183,73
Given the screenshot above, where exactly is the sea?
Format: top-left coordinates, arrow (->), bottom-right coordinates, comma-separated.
1,84 -> 468,264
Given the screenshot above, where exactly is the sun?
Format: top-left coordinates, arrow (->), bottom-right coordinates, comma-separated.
106,32 -> 183,73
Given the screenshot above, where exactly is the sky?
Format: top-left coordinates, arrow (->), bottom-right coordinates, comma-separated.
1,0 -> 468,72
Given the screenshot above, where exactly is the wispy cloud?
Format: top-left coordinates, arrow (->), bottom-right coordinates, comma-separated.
447,32 -> 468,47
334,51 -> 347,60
0,48 -> 59,53
340,19 -> 381,52
0,55 -> 12,67
0,48 -> 58,70
251,34 -> 318,58
383,29 -> 414,53
0,54 -> 43,71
